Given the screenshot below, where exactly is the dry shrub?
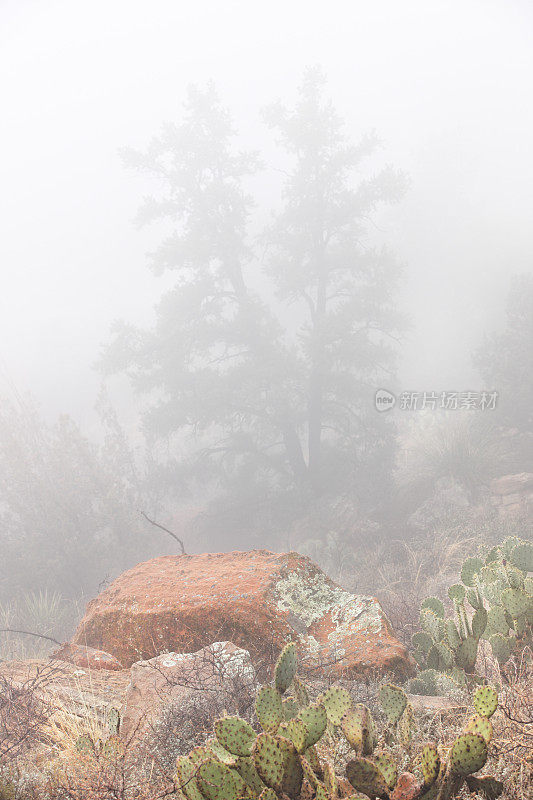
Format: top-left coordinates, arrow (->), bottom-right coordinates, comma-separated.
491,649 -> 533,799
0,664 -> 56,766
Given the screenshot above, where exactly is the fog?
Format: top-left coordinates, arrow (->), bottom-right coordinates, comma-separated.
2,6 -> 533,788
0,0 -> 532,609
2,0 -> 532,427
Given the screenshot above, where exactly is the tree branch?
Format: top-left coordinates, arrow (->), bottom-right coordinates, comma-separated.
0,628 -> 61,646
140,511 -> 186,555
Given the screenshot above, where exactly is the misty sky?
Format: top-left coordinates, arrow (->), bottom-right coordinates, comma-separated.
1,0 -> 532,432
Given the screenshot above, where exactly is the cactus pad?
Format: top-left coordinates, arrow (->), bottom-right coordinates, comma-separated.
256,685 -> 284,733
501,587 -> 531,619
420,743 -> 440,786
101,734 -> 125,759
473,686 -> 498,718
207,738 -> 237,765
509,541 -> 533,573
420,609 -> 441,640
107,706 -> 120,736
361,707 -> 377,755
320,685 -> 352,725
253,734 -> 303,799
461,557 -> 483,587
176,756 -> 205,800
455,636 -> 478,672
340,707 -> 364,751
485,606 -> 509,637
275,642 -> 298,694
197,758 -> 246,800
445,619 -> 461,650
464,713 -> 492,743
292,676 -> 309,708
282,696 -> 298,721
297,702 -> 327,748
378,683 -> 407,726
448,583 -> 466,603
252,734 -> 287,792
471,607 -> 488,638
234,755 -> 265,793
346,757 -> 389,798
489,633 -> 511,665
75,734 -> 95,755
412,631 -> 433,652
278,718 -> 308,753
299,754 -> 319,788
373,751 -> 397,790
448,732 -> 487,775
323,761 -> 338,796
421,597 -> 445,618
398,702 -> 415,747
214,716 -> 256,757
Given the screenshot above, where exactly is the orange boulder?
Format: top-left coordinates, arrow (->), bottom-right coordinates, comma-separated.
72,550 -> 414,679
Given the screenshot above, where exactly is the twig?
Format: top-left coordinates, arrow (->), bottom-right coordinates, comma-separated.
0,628 -> 61,645
140,511 -> 186,554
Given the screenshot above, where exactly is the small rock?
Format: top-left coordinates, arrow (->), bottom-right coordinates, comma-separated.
120,641 -> 255,741
50,642 -> 123,671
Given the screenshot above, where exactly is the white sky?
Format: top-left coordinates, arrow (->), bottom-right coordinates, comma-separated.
1,0 -> 532,430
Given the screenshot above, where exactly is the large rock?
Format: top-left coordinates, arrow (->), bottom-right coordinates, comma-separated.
491,472 -> 533,495
490,472 -> 533,518
120,641 -> 255,742
72,550 -> 414,679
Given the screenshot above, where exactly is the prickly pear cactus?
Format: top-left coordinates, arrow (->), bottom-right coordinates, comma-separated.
173,644 -> 502,800
411,535 -> 532,691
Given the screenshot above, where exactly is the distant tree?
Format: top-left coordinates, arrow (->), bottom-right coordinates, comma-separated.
474,274 -> 533,435
0,391 -> 157,601
101,71 -> 407,548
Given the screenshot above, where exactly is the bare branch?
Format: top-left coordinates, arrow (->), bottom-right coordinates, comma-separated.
140,511 -> 186,555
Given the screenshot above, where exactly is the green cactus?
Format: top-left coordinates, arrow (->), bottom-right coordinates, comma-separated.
448,583 -> 466,603
379,684 -> 407,726
508,541 -> 533,572
75,733 -> 95,755
107,706 -> 120,736
488,633 -> 512,665
282,696 -> 298,721
174,644 -> 503,800
255,685 -> 284,733
464,713 -> 492,744
297,702 -> 327,748
501,587 -> 531,619
214,716 -> 256,756
420,743 -> 440,785
421,597 -> 445,618
448,732 -> 488,775
274,642 -> 298,694
461,557 -> 483,587
346,757 -> 390,799
413,536 -> 532,686
472,685 -> 498,719
292,676 -> 309,708
319,685 -> 352,726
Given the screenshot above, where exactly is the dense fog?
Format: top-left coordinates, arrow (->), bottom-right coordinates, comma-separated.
0,1 -> 532,648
